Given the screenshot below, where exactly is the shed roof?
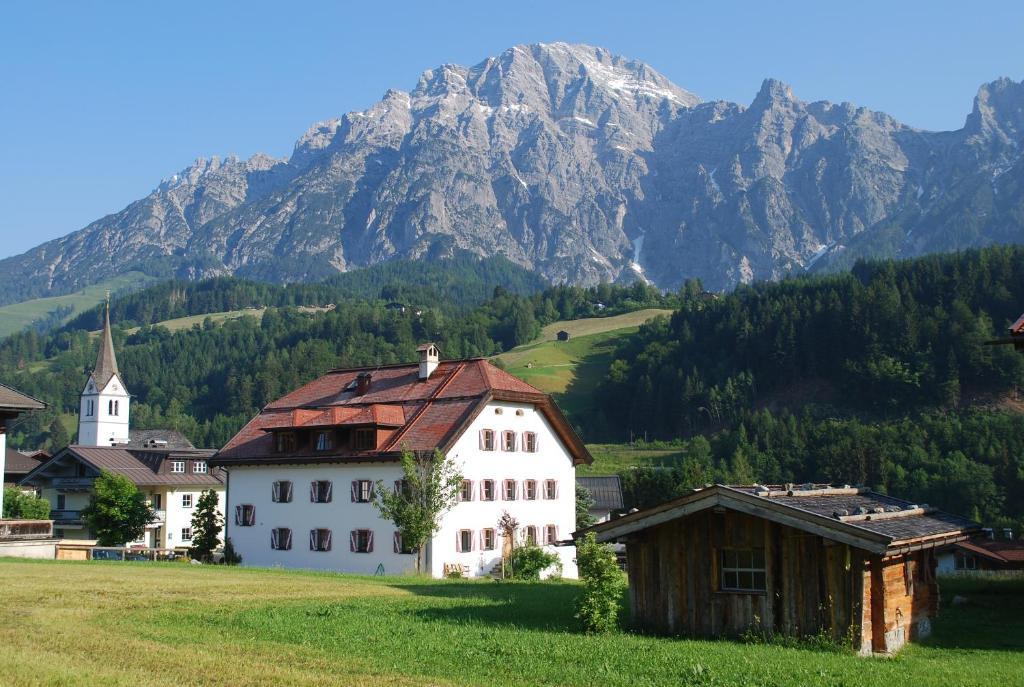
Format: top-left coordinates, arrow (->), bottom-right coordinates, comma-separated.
579,484 -> 978,556
577,476 -> 624,511
0,383 -> 45,412
4,449 -> 44,476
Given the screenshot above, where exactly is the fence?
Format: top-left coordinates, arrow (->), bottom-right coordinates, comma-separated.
56,544 -> 190,562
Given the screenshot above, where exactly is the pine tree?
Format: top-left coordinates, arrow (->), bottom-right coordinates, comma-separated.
47,416 -> 69,452
189,489 -> 223,562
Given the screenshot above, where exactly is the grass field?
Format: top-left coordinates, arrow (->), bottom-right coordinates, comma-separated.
0,272 -> 156,338
0,560 -> 1018,686
496,309 -> 671,420
579,443 -> 688,476
124,307 -> 267,334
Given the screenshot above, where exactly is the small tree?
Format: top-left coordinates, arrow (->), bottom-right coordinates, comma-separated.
576,485 -> 596,530
509,543 -> 561,580
575,532 -> 626,633
189,489 -> 222,562
2,487 -> 50,519
372,447 -> 463,574
81,471 -> 154,546
496,510 -> 519,579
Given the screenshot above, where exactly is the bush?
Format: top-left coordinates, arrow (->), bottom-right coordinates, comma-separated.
2,487 -> 50,519
575,532 -> 625,633
509,543 -> 561,580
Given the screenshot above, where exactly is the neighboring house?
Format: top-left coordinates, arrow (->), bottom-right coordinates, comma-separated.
0,383 -> 46,515
211,343 -> 592,578
579,483 -> 978,655
576,475 -> 623,523
987,311 -> 1024,351
556,330 -> 570,342
4,449 -> 47,487
20,303 -> 224,547
937,530 -> 1024,573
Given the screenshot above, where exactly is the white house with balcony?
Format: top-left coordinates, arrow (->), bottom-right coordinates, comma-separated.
211,344 -> 592,578
21,303 -> 224,547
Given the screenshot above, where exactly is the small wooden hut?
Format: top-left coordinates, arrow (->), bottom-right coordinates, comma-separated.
556,330 -> 570,342
579,484 -> 977,655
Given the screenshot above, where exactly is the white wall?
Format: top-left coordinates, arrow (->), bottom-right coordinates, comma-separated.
78,376 -> 130,446
163,487 -> 225,549
225,401 -> 579,578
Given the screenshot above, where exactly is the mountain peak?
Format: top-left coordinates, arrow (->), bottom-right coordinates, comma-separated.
752,78 -> 797,108
965,76 -> 1024,142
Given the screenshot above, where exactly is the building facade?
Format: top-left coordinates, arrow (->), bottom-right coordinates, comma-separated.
212,345 -> 591,577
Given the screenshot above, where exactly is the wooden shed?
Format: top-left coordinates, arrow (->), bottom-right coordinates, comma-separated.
579,484 -> 978,655
556,330 -> 570,342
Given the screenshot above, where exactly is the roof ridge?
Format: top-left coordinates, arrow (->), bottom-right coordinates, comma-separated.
381,362 -> 467,452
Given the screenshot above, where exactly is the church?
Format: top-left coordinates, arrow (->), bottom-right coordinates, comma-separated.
21,305 -> 224,547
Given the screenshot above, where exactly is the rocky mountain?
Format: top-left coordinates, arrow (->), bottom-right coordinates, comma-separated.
2,43 -> 1022,304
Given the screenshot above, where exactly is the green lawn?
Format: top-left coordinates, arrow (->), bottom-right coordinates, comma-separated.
0,559 -> 1018,686
579,443 -> 687,476
0,272 -> 157,338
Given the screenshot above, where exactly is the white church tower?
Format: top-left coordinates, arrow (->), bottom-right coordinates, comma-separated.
78,300 -> 130,446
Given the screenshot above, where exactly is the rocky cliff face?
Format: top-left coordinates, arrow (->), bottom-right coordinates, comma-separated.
2,43 -> 1022,303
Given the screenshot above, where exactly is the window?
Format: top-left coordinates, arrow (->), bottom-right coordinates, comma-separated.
114,400 -> 119,416
543,479 -> 558,500
310,528 -> 332,552
315,431 -> 332,451
502,430 -> 516,452
181,527 -> 192,541
351,480 -> 373,503
108,400 -> 114,415
193,461 -> 207,474
56,494 -> 66,510
170,461 -> 185,474
954,552 -> 977,571
480,479 -> 496,501
85,400 -> 94,417
458,479 -> 474,502
481,528 -> 496,551
479,429 -> 496,451
393,479 -> 409,496
456,529 -> 474,553
525,526 -> 538,545
502,479 -> 517,501
275,432 -> 297,453
271,528 -> 292,550
720,548 -> 766,592
350,529 -> 373,553
272,480 -> 293,503
234,504 -> 256,526
181,493 -> 193,508
524,480 -> 537,500
393,532 -> 415,554
353,429 -> 375,451
152,493 -> 162,509
310,480 -> 333,503
523,432 -> 538,453
544,524 -> 558,545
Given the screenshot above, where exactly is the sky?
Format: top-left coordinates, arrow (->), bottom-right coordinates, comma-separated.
1,0 -> 1022,259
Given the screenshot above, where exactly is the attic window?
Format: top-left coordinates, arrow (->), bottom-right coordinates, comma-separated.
315,431 -> 333,451
275,432 -> 297,453
193,461 -> 207,474
170,461 -> 185,474
353,429 -> 375,451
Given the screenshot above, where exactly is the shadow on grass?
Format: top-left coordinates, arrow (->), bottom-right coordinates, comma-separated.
389,580 -> 582,632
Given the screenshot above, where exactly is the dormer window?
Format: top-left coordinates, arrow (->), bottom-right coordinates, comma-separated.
193,461 -> 207,474
353,429 -> 375,451
315,431 -> 333,451
170,461 -> 185,474
275,432 -> 297,453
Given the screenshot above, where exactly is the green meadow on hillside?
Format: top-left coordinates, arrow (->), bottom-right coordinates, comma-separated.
0,272 -> 156,338
0,560 -> 1018,687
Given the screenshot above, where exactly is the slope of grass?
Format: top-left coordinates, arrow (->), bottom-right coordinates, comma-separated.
579,443 -> 688,476
124,307 -> 268,334
496,309 -> 671,421
0,560 -> 1018,687
0,272 -> 156,338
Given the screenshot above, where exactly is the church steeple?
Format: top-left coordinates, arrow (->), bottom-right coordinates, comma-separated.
78,296 -> 130,447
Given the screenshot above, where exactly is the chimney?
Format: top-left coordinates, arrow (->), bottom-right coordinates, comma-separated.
356,372 -> 372,396
1004,527 -> 1014,541
417,343 -> 439,380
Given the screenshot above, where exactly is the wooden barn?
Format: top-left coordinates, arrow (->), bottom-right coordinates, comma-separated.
556,330 -> 571,342
579,484 -> 978,655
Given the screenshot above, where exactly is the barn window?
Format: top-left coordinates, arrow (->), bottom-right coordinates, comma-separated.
275,432 -> 297,453
271,480 -> 293,503
271,527 -> 292,550
458,480 -> 474,502
523,432 -> 537,452
524,479 -> 537,500
501,430 -> 516,452
480,479 -> 496,501
479,429 -> 496,451
481,528 -> 496,550
720,548 -> 766,592
310,528 -> 332,552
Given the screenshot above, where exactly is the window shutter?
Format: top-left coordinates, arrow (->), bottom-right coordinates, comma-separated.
351,480 -> 358,502
393,480 -> 402,495
366,531 -> 374,553
309,530 -> 317,551
272,481 -> 280,502
324,481 -> 333,502
284,529 -> 292,550
323,530 -> 332,551
234,505 -> 242,526
350,530 -> 357,552
310,482 -> 317,502
285,481 -> 293,502
271,529 -> 279,549
393,531 -> 401,554
455,530 -> 462,553
479,530 -> 485,550
470,530 -> 475,551
554,481 -> 559,499
479,430 -> 485,450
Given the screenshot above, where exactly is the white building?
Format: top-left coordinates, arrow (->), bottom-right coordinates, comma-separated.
212,344 -> 593,578
21,304 -> 225,547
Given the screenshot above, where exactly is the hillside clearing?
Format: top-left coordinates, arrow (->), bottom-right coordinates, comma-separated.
0,560 -> 1018,686
0,272 -> 156,338
578,443 -> 688,475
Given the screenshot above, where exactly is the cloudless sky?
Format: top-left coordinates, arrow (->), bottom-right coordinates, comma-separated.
1,0 -> 1022,258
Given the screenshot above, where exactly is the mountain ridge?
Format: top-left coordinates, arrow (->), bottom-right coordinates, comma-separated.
1,42 -> 1022,305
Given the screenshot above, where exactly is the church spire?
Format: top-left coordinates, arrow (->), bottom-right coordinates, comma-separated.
92,294 -> 120,388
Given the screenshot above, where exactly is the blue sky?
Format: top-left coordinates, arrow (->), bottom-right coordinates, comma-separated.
1,0 -> 1022,259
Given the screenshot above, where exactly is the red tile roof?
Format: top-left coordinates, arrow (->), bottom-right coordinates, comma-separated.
213,358 -> 592,467
956,537 -> 1024,564
1011,313 -> 1024,336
